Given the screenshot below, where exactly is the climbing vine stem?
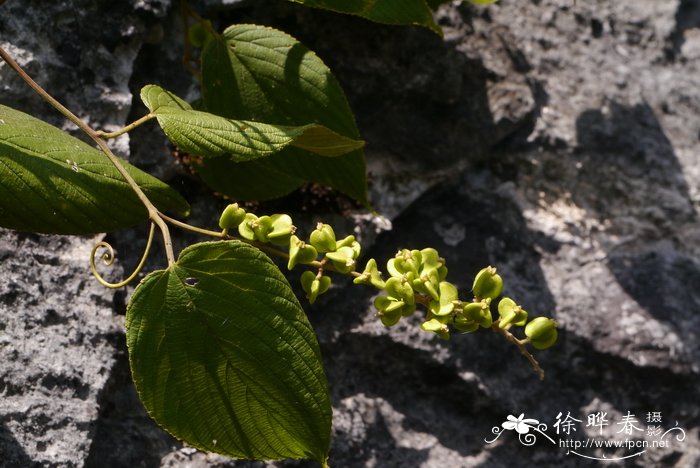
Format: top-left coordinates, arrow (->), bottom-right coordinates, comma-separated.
0,45 -> 176,265
90,222 -> 156,288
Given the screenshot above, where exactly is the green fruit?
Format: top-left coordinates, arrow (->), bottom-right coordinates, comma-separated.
374,295 -> 414,326
463,300 -> 493,328
237,213 -> 259,240
353,258 -> 385,289
497,297 -> 528,328
237,214 -> 273,242
419,248 -> 441,270
384,277 -> 415,305
421,319 -> 450,340
300,270 -> 331,304
325,246 -> 357,273
309,223 -> 337,253
525,317 -> 558,349
336,234 -> 356,249
287,235 -> 318,270
472,266 -> 503,300
429,281 -> 459,317
218,203 -> 247,231
412,271 -> 439,301
453,314 -> 479,333
267,214 -> 295,246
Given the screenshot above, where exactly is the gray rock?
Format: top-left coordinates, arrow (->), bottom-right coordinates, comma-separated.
1,0 -> 699,466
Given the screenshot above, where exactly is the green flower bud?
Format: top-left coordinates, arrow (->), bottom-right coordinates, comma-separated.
525,317 -> 558,350
218,203 -> 247,231
428,281 -> 459,317
309,223 -> 336,253
384,277 -> 415,305
300,270 -> 331,304
497,297 -> 528,329
472,266 -> 503,300
287,235 -> 318,270
421,318 -> 450,340
353,258 -> 385,289
268,214 -> 295,246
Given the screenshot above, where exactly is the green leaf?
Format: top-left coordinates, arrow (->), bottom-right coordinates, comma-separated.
141,85 -> 364,160
287,0 -> 441,34
201,24 -> 368,205
126,241 -> 332,463
0,104 -> 189,235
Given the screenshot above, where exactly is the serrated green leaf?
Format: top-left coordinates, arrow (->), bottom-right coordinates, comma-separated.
126,240 -> 331,463
141,85 -> 364,160
201,24 -> 368,205
0,104 -> 189,235
288,0 -> 441,34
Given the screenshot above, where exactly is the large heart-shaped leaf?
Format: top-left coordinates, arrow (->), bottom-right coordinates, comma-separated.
287,0 -> 440,34
0,104 -> 189,234
201,24 -> 368,205
126,241 -> 331,463
141,85 -> 364,160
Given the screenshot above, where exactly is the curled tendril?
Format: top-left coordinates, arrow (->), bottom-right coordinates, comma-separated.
90,222 -> 156,288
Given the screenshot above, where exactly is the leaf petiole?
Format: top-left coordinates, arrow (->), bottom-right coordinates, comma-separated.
96,112 -> 157,139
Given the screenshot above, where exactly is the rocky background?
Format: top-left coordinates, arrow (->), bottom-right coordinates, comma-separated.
1,0 -> 699,466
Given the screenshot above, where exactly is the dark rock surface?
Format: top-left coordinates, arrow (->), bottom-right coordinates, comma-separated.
1,0 -> 699,467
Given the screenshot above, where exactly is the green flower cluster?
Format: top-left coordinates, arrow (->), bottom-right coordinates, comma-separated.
219,203 -> 557,349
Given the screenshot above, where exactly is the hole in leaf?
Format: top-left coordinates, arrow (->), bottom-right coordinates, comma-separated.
184,277 -> 199,287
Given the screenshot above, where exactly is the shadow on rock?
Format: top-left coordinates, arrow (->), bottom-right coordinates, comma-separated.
576,101 -> 700,372
0,421 -> 37,468
85,335 -> 176,468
